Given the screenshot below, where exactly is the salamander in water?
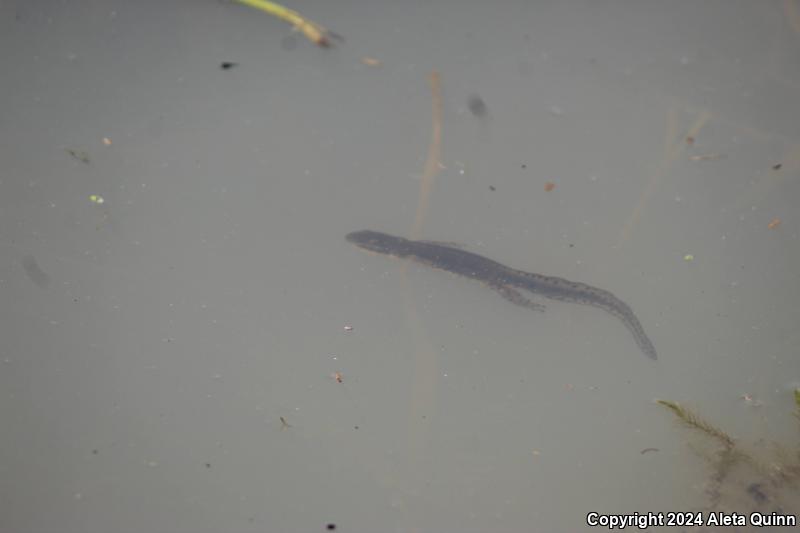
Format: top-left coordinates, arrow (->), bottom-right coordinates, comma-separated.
346,230 -> 657,360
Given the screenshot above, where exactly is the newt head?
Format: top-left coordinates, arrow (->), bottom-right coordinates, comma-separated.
346,230 -> 413,258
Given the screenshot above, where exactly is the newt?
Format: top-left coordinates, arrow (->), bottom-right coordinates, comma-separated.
346,230 -> 657,360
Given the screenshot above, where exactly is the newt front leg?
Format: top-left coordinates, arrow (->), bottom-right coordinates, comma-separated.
489,282 -> 545,312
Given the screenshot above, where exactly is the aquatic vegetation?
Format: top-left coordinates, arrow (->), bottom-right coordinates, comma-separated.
794,388 -> 800,421
657,392 -> 800,528
657,400 -> 734,448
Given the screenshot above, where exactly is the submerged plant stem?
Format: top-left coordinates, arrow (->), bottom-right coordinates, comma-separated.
657,400 -> 735,448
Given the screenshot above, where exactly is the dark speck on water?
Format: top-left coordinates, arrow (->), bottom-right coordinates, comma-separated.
747,483 -> 767,504
468,94 -> 487,117
220,62 -> 238,70
22,255 -> 50,289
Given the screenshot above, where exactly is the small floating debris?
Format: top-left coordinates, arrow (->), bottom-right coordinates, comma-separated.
361,57 -> 381,67
343,325 -> 353,332
685,136 -> 695,146
689,153 -> 724,161
772,163 -> 782,171
332,372 -> 343,383
279,416 -> 292,429
544,181 -> 555,192
740,394 -> 763,407
640,447 -> 659,454
767,218 -> 781,230
66,148 -> 90,164
102,137 -> 112,146
220,61 -> 238,70
89,194 -> 105,205
684,254 -> 694,262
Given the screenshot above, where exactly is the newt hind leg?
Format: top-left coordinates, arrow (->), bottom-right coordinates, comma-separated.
490,283 -> 545,312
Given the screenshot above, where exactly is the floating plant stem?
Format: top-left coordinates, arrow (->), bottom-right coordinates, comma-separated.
233,0 -> 337,47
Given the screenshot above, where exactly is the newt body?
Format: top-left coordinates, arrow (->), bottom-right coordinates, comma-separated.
347,230 -> 657,360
